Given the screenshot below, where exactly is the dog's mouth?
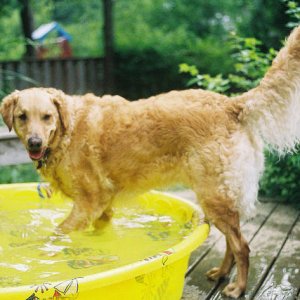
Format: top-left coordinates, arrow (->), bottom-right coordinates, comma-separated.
28,148 -> 46,161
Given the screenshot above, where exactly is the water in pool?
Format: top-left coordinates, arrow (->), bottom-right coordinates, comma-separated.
0,188 -> 196,289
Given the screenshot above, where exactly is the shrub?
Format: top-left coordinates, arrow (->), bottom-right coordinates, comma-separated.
115,35 -> 234,99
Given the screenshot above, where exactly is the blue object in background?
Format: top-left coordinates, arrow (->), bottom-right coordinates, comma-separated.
32,22 -> 72,42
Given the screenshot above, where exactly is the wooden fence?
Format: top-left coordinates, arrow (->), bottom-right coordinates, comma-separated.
0,57 -> 104,95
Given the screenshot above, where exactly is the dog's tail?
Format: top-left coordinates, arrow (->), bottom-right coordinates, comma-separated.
235,25 -> 300,153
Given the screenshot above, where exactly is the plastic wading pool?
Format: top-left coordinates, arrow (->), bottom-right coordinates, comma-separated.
0,183 -> 209,300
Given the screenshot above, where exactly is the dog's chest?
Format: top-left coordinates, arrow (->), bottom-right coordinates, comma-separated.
41,157 -> 73,197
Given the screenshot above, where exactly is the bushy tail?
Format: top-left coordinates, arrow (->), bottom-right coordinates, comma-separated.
235,26 -> 300,153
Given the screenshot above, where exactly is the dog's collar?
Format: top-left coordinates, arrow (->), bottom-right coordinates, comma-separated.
36,148 -> 51,170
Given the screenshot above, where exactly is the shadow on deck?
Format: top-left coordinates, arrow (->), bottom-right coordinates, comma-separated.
169,190 -> 300,300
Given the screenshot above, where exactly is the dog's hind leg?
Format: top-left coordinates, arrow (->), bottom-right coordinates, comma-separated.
206,237 -> 234,280
198,194 -> 250,299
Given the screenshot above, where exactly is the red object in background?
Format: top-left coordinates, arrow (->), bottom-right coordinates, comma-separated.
36,45 -> 48,59
35,39 -> 72,59
61,39 -> 72,58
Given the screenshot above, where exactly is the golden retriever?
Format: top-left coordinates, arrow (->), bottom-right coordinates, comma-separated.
2,26 -> 300,298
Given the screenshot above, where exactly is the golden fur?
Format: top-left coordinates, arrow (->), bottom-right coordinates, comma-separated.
2,26 -> 300,298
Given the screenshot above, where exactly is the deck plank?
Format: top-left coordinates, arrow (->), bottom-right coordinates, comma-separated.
253,215 -> 300,300
207,204 -> 300,300
182,202 -> 276,300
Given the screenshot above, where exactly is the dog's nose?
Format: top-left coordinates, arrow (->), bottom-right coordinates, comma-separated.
28,137 -> 42,150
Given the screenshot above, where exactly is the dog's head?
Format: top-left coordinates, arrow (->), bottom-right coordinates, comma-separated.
0,88 -> 69,161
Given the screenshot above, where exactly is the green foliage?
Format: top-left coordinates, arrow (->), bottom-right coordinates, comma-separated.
114,0 -> 236,98
230,36 -> 276,84
0,164 -> 40,184
115,0 -> 237,40
179,63 -> 230,93
179,33 -> 277,95
115,48 -> 183,99
0,0 -> 290,64
285,0 -> 300,28
0,9 -> 24,61
115,36 -> 234,99
236,0 -> 289,50
260,151 -> 300,201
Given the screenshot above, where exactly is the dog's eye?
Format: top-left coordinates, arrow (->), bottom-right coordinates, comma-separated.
43,114 -> 51,121
18,113 -> 27,121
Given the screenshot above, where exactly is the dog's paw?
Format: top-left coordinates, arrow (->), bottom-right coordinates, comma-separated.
206,267 -> 225,281
222,282 -> 245,299
57,218 -> 89,234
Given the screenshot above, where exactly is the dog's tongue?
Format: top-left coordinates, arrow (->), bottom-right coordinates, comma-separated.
29,150 -> 44,160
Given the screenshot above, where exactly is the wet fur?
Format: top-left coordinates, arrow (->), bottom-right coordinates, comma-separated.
2,26 -> 300,298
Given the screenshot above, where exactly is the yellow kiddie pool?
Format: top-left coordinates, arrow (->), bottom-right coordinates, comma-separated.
0,183 -> 209,300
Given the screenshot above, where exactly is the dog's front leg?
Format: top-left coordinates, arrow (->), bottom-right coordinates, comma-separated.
57,188 -> 113,234
57,200 -> 90,234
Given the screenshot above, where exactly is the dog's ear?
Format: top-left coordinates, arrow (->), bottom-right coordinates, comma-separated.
47,88 -> 70,132
0,91 -> 19,131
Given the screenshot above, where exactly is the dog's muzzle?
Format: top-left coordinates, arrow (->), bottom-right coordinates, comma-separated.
27,137 -> 45,160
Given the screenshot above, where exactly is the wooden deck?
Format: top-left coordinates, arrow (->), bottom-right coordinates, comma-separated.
169,191 -> 300,300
